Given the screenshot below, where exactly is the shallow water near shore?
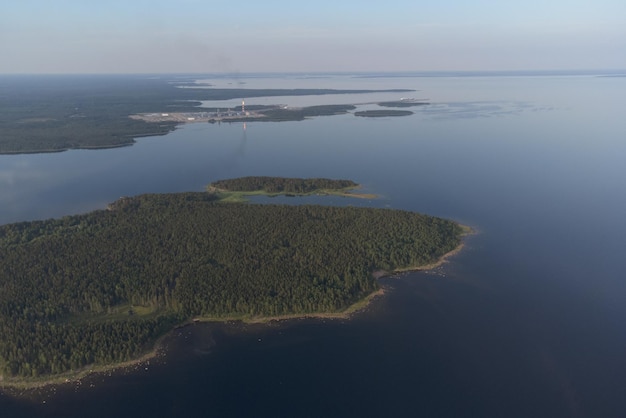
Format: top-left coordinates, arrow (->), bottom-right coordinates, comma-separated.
1,72 -> 626,417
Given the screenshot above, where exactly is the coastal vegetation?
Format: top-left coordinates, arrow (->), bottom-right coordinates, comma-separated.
209,176 -> 358,194
0,75 -> 410,154
208,176 -> 376,201
0,180 -> 463,382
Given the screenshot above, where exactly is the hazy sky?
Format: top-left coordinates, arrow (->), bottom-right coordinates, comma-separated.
1,0 -> 624,73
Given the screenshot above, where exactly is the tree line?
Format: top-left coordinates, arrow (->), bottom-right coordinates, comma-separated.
0,191 -> 462,379
210,176 -> 358,194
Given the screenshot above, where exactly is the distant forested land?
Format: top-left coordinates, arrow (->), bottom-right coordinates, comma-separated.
0,75 -> 410,154
0,190 -> 461,380
210,176 -> 358,194
377,100 -> 430,108
255,104 -> 356,121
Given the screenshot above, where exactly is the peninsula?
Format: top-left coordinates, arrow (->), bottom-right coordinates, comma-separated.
0,75 -> 412,154
0,177 -> 463,387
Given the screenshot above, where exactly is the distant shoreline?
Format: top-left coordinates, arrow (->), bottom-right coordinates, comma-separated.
0,74 -> 414,155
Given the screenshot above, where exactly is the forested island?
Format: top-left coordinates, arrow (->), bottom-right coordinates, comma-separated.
210,176 -> 357,193
0,75 -> 411,154
208,176 -> 374,198
0,178 -> 463,385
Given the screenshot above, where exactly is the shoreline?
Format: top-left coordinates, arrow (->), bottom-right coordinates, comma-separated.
0,235 -> 467,395
0,336 -> 165,396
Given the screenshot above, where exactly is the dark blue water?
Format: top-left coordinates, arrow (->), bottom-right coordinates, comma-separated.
1,73 -> 626,417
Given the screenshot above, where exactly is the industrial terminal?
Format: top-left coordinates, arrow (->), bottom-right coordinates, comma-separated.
130,99 -> 271,124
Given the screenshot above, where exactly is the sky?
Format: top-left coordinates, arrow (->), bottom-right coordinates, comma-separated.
1,0 -> 624,74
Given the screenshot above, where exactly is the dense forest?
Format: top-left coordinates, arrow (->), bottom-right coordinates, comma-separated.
0,75 -> 409,153
209,177 -> 358,194
0,190 -> 462,380
255,104 -> 356,121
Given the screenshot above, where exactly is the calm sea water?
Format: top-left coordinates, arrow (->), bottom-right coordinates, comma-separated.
1,73 -> 626,417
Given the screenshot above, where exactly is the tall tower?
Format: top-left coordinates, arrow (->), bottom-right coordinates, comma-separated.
241,99 -> 245,113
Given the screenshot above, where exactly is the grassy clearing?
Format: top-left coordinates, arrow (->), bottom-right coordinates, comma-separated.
58,303 -> 161,326
211,186 -> 378,202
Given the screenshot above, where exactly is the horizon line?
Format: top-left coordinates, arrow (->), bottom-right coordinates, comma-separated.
1,68 -> 626,77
